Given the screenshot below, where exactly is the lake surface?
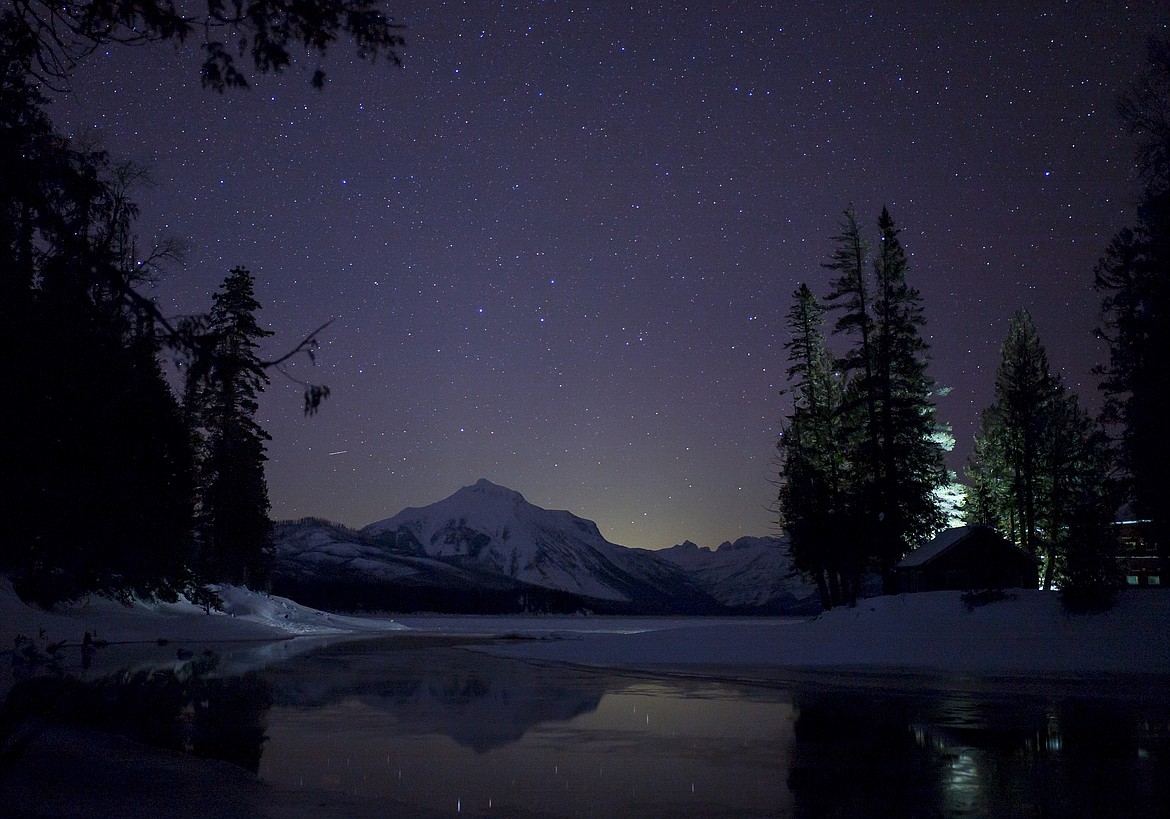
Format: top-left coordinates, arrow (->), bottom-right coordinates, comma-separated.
251,635 -> 1170,818
5,629 -> 1169,817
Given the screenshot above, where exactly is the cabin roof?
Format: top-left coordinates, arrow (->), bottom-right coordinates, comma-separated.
896,526 -> 976,568
896,525 -> 1038,569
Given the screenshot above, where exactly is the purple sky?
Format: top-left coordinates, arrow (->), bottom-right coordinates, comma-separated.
51,2 -> 1168,549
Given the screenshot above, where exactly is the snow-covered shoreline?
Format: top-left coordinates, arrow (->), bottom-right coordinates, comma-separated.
0,578 -> 406,647
0,579 -> 407,691
3,578 -> 1168,681
480,589 -> 1170,678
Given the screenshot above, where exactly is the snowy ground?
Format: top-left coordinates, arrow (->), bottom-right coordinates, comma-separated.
0,578 -> 405,646
4,579 -> 1169,679
477,589 -> 1170,677
0,578 -> 407,690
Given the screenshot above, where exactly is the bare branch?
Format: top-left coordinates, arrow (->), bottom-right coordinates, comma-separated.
259,317 -> 334,368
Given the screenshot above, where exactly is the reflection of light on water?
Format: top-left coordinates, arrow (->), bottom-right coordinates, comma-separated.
945,750 -> 982,816
1040,710 -> 1062,753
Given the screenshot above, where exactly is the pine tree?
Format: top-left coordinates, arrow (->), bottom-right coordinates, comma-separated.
1096,35 -> 1170,568
965,415 -> 1015,535
967,310 -> 1117,593
187,267 -> 275,588
777,284 -> 858,609
822,208 -> 945,590
972,310 -> 1053,575
868,208 -> 947,581
823,207 -> 879,483
1059,409 -> 1120,611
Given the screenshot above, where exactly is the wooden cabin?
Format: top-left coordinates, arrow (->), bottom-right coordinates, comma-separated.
895,525 -> 1039,593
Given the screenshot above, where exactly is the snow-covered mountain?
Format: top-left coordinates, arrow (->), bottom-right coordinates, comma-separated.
656,537 -> 821,614
273,479 -> 812,615
362,479 -> 709,605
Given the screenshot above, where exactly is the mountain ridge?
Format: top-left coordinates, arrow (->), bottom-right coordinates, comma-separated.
273,478 -> 818,615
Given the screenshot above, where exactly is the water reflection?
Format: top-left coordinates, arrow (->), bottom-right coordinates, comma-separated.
788,684 -> 1170,819
4,636 -> 1169,818
255,641 -> 1170,818
2,652 -> 271,773
259,642 -> 794,816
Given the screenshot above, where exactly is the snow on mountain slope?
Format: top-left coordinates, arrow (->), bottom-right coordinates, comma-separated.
657,536 -> 820,612
272,516 -> 509,612
277,518 -> 424,582
275,481 -> 821,614
361,479 -> 705,605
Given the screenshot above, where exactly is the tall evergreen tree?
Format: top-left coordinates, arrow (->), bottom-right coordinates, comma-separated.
186,267 -> 275,588
971,310 -> 1052,573
965,413 -> 1016,535
823,207 -> 879,478
777,284 -> 857,609
1095,35 -> 1170,567
868,208 -> 947,580
821,207 -> 946,590
1058,408 -> 1120,611
966,310 -> 1117,593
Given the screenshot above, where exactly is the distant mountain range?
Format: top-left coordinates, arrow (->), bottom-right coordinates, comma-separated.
272,478 -> 819,615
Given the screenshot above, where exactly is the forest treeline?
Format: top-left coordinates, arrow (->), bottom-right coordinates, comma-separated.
777,38 -> 1170,613
0,2 -> 405,605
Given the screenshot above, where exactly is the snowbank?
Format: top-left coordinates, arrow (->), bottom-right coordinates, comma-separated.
4,580 -> 1166,679
481,590 -> 1170,676
0,577 -> 405,651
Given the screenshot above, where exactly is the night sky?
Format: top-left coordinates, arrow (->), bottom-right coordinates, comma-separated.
50,2 -> 1169,550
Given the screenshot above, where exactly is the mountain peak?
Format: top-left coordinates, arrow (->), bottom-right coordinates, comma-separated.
469,477 -> 512,492
460,478 -> 528,504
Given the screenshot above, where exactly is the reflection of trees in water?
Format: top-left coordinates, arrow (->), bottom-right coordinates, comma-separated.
1043,699 -> 1170,818
1,652 -> 272,773
788,691 -> 945,818
789,687 -> 1170,819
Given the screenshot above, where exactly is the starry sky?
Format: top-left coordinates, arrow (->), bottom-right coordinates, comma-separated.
50,2 -> 1169,551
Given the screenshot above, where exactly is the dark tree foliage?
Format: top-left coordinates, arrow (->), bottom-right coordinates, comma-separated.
778,210 -> 946,605
1,0 -> 390,602
817,207 -> 946,592
0,52 -> 194,603
5,1 -> 406,91
965,421 -> 1012,531
185,267 -> 275,589
868,207 -> 947,580
967,311 -> 1053,576
1096,35 -> 1170,568
777,284 -> 858,609
967,310 -> 1118,597
1053,397 -> 1120,611
823,207 -> 878,444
